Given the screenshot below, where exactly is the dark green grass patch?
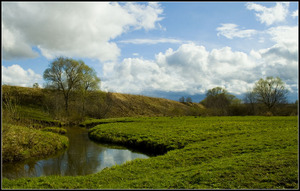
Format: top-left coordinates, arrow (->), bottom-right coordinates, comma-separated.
41,127 -> 67,134
2,116 -> 298,189
17,106 -> 62,126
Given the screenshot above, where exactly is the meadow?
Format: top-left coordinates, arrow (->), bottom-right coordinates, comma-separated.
2,116 -> 298,189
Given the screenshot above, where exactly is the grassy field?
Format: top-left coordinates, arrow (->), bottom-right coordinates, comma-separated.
2,116 -> 298,189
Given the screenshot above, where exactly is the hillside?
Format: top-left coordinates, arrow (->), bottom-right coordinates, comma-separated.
104,92 -> 204,118
2,85 -> 205,122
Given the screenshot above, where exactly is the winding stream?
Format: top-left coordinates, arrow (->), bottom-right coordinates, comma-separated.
2,126 -> 149,179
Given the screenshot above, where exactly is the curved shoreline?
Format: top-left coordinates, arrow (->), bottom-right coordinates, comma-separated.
88,130 -> 170,156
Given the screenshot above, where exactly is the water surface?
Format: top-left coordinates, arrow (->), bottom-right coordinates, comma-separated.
2,126 -> 149,179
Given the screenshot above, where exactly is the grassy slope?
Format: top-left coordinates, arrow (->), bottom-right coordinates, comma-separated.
2,85 -> 68,163
3,116 -> 298,189
2,85 -> 205,119
104,92 -> 204,118
2,104 -> 68,163
2,123 -> 69,163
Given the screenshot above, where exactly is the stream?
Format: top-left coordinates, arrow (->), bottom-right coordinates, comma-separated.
2,126 -> 149,179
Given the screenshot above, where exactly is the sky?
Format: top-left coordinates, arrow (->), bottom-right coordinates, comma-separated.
2,1 -> 299,103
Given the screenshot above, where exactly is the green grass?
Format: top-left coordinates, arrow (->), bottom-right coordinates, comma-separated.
17,106 -> 62,126
2,116 -> 298,189
79,117 -> 138,128
41,127 -> 67,135
2,123 -> 69,163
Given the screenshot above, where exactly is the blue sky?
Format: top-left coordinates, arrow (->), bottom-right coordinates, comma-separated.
2,1 -> 299,102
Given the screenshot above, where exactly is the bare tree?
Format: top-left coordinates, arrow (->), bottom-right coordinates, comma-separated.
33,83 -> 40,88
253,76 -> 288,111
179,96 -> 185,103
243,89 -> 257,114
186,97 -> 192,103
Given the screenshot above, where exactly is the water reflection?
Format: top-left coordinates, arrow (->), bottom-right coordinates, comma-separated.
2,126 -> 149,179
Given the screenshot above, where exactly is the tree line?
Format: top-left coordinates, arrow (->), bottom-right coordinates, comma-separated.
179,76 -> 297,116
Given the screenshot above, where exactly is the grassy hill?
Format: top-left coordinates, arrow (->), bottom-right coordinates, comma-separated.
103,92 -> 204,118
2,85 -> 205,123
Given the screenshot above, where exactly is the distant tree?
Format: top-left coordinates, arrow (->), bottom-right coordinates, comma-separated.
244,89 -> 256,104
79,62 -> 101,114
203,87 -> 235,107
179,96 -> 185,103
43,57 -> 100,114
33,83 -> 39,88
201,87 -> 236,115
253,76 -> 288,111
243,89 -> 257,114
186,97 -> 192,103
228,97 -> 247,116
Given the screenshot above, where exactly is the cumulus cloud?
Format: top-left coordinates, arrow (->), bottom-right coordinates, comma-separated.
216,23 -> 257,39
246,2 -> 289,25
2,2 -> 163,61
2,23 -> 39,60
124,2 -> 163,30
267,25 -> 298,53
103,43 -> 258,95
103,37 -> 298,96
292,10 -> 298,18
118,38 -> 184,45
2,65 -> 43,87
253,26 -> 298,87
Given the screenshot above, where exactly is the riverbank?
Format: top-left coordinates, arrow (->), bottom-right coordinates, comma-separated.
3,116 -> 298,189
2,123 -> 69,163
2,126 -> 148,179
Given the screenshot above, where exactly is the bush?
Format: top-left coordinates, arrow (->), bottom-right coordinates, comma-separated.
264,111 -> 273,116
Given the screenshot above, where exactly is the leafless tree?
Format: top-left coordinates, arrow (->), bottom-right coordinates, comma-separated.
253,76 -> 288,111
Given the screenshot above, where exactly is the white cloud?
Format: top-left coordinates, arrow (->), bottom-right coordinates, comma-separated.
246,2 -> 289,26
216,23 -> 257,39
2,65 -> 43,87
124,2 -> 164,31
267,25 -> 298,53
119,38 -> 184,45
2,23 -> 39,60
292,10 -> 298,18
2,2 -> 164,61
103,38 -> 298,96
103,43 -> 259,95
254,26 -> 298,86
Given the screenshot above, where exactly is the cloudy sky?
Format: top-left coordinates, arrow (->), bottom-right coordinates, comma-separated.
2,1 -> 298,102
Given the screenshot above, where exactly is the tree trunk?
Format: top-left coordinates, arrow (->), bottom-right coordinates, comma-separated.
65,95 -> 69,115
